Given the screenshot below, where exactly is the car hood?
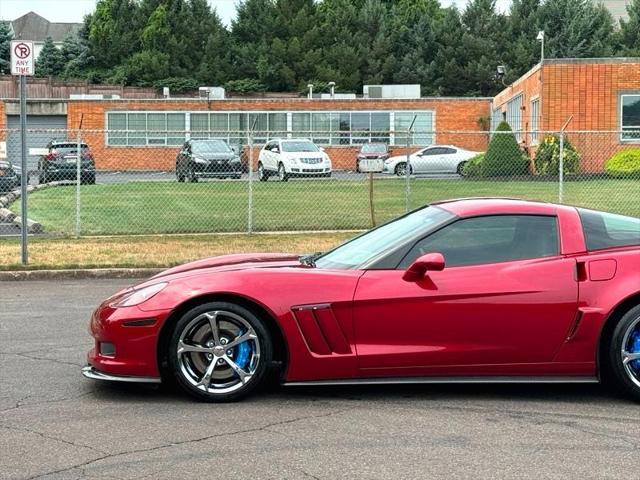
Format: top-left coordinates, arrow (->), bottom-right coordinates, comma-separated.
193,153 -> 236,161
149,252 -> 304,282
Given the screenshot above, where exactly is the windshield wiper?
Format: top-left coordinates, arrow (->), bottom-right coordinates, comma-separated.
299,252 -> 323,267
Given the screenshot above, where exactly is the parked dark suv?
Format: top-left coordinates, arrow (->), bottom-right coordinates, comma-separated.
176,139 -> 242,182
356,143 -> 389,172
0,161 -> 19,193
39,141 -> 96,184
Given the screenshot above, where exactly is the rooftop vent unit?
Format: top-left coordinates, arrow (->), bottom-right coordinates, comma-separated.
363,84 -> 421,99
320,93 -> 357,99
199,87 -> 225,100
69,94 -> 122,100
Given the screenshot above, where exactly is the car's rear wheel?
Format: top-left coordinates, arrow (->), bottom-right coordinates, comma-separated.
607,304 -> 640,402
395,162 -> 412,176
177,169 -> 185,182
168,302 -> 272,402
278,163 -> 288,182
457,161 -> 467,176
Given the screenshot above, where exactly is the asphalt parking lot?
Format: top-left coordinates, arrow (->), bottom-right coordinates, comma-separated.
1,279 -> 639,480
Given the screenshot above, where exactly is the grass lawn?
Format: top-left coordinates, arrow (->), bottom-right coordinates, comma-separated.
14,177 -> 640,236
0,232 -> 353,270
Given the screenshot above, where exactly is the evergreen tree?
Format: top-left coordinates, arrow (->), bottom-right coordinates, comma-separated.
60,31 -> 94,78
35,37 -> 65,77
88,0 -> 143,69
538,0 -> 615,58
0,21 -> 12,74
618,0 -> 640,55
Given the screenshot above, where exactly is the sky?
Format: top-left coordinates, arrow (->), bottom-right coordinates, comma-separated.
0,0 -> 511,25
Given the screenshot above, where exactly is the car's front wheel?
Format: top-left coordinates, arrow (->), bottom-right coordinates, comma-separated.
607,304 -> 640,402
278,163 -> 288,182
394,162 -> 413,176
168,302 -> 272,402
258,162 -> 268,182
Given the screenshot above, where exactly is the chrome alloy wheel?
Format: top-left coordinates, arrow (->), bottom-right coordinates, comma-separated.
621,315 -> 640,388
177,310 -> 260,394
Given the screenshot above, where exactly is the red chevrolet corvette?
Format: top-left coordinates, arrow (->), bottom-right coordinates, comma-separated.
82,198 -> 640,402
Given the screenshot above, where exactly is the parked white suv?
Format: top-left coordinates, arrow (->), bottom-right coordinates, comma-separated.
258,138 -> 332,181
384,145 -> 480,176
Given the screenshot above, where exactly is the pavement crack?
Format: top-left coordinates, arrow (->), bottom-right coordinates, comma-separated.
0,424 -> 107,456
12,351 -> 84,367
24,406 -> 355,480
0,390 -> 95,416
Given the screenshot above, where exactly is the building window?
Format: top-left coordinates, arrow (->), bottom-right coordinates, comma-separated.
506,94 -> 523,140
491,107 -> 502,131
106,112 -> 186,146
530,98 -> 540,144
621,94 -> 640,141
106,110 -> 434,147
394,112 -> 434,146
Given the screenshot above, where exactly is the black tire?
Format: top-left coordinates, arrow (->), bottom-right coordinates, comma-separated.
168,302 -> 273,402
394,162 -> 412,177
278,163 -> 288,182
457,161 -> 467,176
188,168 -> 198,183
176,169 -> 185,182
39,172 -> 48,184
606,304 -> 640,402
81,173 -> 96,185
258,163 -> 268,182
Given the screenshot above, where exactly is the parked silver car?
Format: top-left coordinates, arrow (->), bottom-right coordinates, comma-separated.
384,145 -> 480,176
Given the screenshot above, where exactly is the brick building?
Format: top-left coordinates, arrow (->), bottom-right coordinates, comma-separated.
493,57 -> 640,171
1,57 -> 639,172
0,96 -> 491,171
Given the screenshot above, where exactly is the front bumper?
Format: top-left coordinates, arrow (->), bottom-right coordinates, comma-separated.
81,365 -> 161,383
86,302 -> 171,379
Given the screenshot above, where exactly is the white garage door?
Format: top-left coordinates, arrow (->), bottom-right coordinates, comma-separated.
6,115 -> 68,171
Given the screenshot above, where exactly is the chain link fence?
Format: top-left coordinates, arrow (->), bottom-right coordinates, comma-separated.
0,127 -> 638,264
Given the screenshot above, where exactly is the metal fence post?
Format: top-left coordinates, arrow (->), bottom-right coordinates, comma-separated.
76,128 -> 81,237
247,129 -> 254,234
405,116 -> 417,212
558,130 -> 564,204
19,75 -> 28,265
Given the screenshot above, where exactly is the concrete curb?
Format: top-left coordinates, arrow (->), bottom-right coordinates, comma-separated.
0,268 -> 163,281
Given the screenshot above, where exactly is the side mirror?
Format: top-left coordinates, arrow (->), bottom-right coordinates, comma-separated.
231,147 -> 236,153
319,147 -> 325,152
402,253 -> 445,282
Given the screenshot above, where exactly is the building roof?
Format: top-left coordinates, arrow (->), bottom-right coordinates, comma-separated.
10,12 -> 81,43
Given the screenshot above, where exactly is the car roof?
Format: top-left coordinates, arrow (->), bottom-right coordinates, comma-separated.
433,197 -> 560,217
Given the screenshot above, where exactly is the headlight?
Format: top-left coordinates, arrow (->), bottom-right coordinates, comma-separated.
109,282 -> 168,308
193,157 -> 208,164
289,157 -> 298,164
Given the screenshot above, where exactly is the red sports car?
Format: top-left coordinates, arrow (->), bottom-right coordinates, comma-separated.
82,198 -> 640,402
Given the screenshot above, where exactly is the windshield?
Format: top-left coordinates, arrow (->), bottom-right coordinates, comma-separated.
315,206 -> 455,269
361,143 -> 387,153
281,141 -> 319,153
192,140 -> 231,154
52,144 -> 89,154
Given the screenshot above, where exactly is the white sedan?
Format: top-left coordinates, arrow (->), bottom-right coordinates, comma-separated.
384,145 -> 480,176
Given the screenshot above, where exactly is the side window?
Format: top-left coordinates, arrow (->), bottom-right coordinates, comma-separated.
441,147 -> 456,155
422,148 -> 440,156
399,215 -> 559,268
263,142 -> 274,151
578,208 -> 640,250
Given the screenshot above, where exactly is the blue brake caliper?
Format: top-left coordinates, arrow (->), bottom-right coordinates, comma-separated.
631,330 -> 640,372
234,329 -> 252,370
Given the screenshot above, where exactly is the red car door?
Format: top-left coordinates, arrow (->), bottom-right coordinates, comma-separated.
352,215 -> 579,377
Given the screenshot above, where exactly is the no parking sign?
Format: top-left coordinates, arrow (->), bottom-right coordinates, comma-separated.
10,40 -> 34,76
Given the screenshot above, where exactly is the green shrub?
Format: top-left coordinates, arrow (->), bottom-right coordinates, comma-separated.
153,77 -> 199,93
605,149 -> 640,178
484,121 -> 529,177
534,134 -> 580,175
463,153 -> 485,177
224,79 -> 266,93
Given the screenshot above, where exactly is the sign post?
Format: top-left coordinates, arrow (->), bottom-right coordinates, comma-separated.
11,41 -> 34,265
358,158 -> 384,227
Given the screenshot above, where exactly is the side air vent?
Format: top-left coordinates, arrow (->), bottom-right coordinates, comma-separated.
292,305 -> 351,355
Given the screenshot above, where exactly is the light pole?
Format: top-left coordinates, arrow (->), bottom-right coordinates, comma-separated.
536,30 -> 545,64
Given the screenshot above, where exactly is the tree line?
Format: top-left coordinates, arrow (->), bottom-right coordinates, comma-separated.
0,0 -> 639,96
